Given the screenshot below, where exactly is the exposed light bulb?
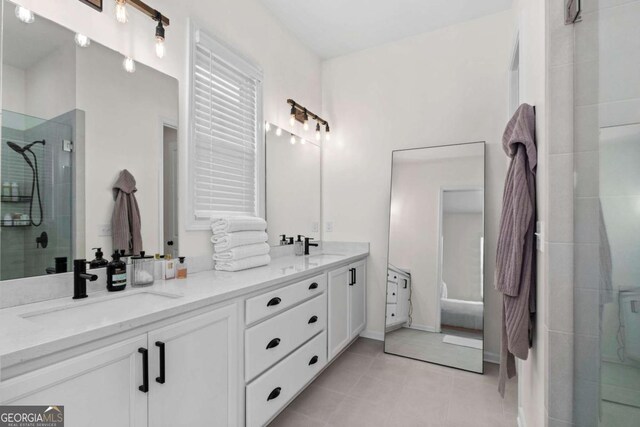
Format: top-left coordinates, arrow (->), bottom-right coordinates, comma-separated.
265,122 -> 271,132
325,123 -> 331,141
303,110 -> 309,131
290,134 -> 296,145
275,127 -> 282,136
15,6 -> 35,24
155,18 -> 165,58
156,37 -> 165,58
315,122 -> 321,141
289,105 -> 296,127
115,0 -> 128,23
74,33 -> 91,48
123,56 -> 136,73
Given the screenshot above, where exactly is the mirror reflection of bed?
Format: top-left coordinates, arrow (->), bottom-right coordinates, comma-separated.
384,143 -> 485,373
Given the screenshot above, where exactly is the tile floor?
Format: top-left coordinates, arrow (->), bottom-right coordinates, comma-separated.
269,338 -> 517,427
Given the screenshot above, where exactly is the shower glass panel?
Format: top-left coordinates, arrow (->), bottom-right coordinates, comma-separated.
1,110 -> 73,280
573,1 -> 640,425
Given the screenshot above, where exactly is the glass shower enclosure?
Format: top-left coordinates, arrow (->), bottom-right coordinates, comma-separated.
573,1 -> 640,425
0,109 -> 73,280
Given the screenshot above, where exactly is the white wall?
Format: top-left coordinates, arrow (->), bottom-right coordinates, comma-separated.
322,10 -> 513,355
12,0 -> 323,258
443,212 -> 483,302
389,156 -> 484,330
1,64 -> 25,116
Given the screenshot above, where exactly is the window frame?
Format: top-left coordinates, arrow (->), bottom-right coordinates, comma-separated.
186,20 -> 265,231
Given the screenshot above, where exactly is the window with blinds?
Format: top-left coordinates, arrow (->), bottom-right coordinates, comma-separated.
188,25 -> 263,227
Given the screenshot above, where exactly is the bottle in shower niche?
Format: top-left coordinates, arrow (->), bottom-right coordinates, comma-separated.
11,182 -> 19,202
107,251 -> 127,292
2,182 -> 10,199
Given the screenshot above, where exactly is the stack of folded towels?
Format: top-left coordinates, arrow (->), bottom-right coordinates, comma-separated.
211,216 -> 270,272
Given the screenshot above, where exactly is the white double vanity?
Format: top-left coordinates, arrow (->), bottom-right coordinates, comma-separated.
0,244 -> 368,427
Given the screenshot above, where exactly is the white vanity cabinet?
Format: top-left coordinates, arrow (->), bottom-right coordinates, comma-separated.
0,335 -> 149,427
328,260 -> 367,360
0,303 -> 239,427
386,268 -> 410,329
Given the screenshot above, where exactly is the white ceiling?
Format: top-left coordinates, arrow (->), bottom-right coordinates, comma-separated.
262,0 -> 513,59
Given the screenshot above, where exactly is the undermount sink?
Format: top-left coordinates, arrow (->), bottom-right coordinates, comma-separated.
307,253 -> 345,259
20,290 -> 182,327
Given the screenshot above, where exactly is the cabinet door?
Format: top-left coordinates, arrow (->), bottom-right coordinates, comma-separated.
147,304 -> 239,427
349,260 -> 367,339
0,335 -> 148,427
328,265 -> 350,360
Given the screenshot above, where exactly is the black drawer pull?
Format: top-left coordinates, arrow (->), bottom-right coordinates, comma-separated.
392,293 -> 396,296
155,341 -> 166,384
309,355 -> 319,365
309,282 -> 318,290
266,338 -> 281,349
268,387 -> 282,401
391,313 -> 395,317
308,315 -> 318,324
267,297 -> 281,307
138,347 -> 149,393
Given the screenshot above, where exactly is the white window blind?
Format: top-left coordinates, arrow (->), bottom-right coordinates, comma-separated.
189,26 -> 263,225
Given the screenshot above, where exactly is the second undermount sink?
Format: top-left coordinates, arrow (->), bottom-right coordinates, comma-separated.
20,290 -> 183,328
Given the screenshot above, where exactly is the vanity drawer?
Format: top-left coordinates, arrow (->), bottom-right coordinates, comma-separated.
387,282 -> 398,303
386,303 -> 397,323
246,331 -> 327,427
245,293 -> 326,381
245,273 -> 326,325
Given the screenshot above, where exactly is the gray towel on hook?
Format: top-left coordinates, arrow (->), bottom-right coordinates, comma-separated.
495,104 -> 537,397
112,169 -> 143,255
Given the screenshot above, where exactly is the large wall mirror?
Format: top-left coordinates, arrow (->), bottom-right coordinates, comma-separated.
265,125 -> 320,246
385,142 -> 485,373
0,0 -> 179,280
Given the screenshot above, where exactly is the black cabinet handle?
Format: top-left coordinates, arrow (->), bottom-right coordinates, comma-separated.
354,268 -> 357,284
392,293 -> 396,296
308,315 -> 318,324
266,338 -> 281,349
391,313 -> 395,317
404,279 -> 407,289
267,297 -> 281,307
349,268 -> 355,286
267,387 -> 282,401
138,347 -> 149,393
309,355 -> 319,365
309,282 -> 318,290
155,341 -> 166,384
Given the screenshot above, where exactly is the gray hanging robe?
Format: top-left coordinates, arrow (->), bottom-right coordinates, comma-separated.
112,169 -> 143,255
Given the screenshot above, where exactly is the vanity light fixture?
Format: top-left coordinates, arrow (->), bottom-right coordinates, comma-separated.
265,122 -> 271,132
115,0 -> 128,23
290,134 -> 296,145
275,127 -> 282,136
74,33 -> 91,48
15,5 -> 35,24
287,99 -> 330,142
325,123 -> 331,141
123,56 -> 136,73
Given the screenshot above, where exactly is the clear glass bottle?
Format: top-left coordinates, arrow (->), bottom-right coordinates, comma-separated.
176,257 -> 187,279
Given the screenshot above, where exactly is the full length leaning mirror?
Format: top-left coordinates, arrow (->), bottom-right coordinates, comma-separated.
384,142 -> 485,373
0,0 -> 179,280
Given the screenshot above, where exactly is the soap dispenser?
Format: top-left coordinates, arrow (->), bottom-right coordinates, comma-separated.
176,257 -> 188,279
89,247 -> 108,269
294,235 -> 304,256
107,250 -> 127,292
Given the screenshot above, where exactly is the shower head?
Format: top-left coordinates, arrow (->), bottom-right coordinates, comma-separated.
6,140 -> 45,154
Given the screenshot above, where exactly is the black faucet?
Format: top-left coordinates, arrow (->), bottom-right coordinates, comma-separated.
304,237 -> 318,255
73,259 -> 98,299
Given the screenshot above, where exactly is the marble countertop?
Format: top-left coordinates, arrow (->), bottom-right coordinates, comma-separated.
0,243 -> 368,371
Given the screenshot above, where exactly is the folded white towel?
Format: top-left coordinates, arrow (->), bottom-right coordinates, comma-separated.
211,231 -> 269,251
211,216 -> 267,234
215,254 -> 271,272
213,243 -> 270,261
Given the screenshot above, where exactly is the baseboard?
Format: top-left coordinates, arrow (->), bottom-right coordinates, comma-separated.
517,407 -> 527,427
407,323 -> 437,333
483,351 -> 499,364
359,329 -> 384,341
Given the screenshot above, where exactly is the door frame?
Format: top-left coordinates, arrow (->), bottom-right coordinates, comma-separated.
158,118 -> 178,256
